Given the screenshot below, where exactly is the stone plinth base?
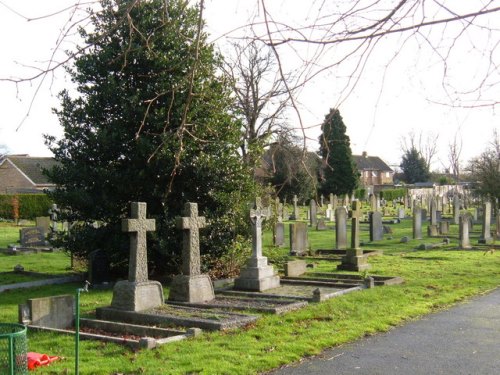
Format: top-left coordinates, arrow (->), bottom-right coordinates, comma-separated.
234,259 -> 280,291
337,249 -> 371,272
168,274 -> 214,303
111,280 -> 164,312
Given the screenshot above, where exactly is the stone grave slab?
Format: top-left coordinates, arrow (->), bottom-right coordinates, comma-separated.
273,222 -> 285,247
169,296 -> 306,315
97,304 -> 257,331
19,227 -> 47,247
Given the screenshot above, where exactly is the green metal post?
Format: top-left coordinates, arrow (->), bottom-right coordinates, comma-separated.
75,281 -> 90,375
8,335 -> 14,375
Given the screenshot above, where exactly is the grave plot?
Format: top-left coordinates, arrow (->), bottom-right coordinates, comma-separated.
217,282 -> 360,303
166,199 -> 305,315
98,304 -> 258,331
19,295 -> 198,350
284,273 -> 405,287
168,295 -> 307,314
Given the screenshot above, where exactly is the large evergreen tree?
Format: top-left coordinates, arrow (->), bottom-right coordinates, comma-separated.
400,147 -> 431,183
318,108 -> 359,196
45,0 -> 255,277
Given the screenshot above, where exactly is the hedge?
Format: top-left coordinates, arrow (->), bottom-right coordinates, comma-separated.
0,194 -> 53,220
379,188 -> 407,201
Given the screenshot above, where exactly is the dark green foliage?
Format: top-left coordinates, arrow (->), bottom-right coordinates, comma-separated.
379,188 -> 406,201
400,148 -> 430,183
0,194 -> 53,220
319,108 -> 359,196
468,144 -> 500,208
45,0 -> 256,277
354,188 -> 367,200
265,137 -> 320,201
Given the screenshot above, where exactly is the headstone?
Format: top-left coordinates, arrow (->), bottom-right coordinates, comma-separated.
277,203 -> 283,223
35,216 -> 51,234
459,214 -> 472,249
421,208 -> 427,222
413,207 -> 422,240
309,199 -> 317,227
439,221 -> 449,235
290,222 -> 309,255
320,195 -> 324,207
430,198 -> 437,226
292,195 -> 299,220
316,218 -> 327,231
326,204 -> 333,221
111,202 -> 163,311
369,194 -> 377,212
284,260 -> 307,277
398,208 -> 405,219
169,202 -> 215,302
427,225 -> 439,237
369,211 -> 383,241
235,198 -> 280,291
478,201 -> 493,244
19,295 -> 74,329
335,207 -> 347,250
88,249 -> 111,285
273,222 -> 285,247
338,201 -> 370,271
19,227 -> 46,247
453,196 -> 460,224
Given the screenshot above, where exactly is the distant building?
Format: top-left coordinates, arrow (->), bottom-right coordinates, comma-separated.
0,155 -> 57,194
353,152 -> 394,187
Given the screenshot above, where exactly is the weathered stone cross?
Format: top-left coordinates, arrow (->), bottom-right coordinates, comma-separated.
250,197 -> 271,259
177,202 -> 206,276
122,202 -> 156,283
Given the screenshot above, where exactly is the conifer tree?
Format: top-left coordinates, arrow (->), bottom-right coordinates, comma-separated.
45,0 -> 255,276
318,108 -> 359,196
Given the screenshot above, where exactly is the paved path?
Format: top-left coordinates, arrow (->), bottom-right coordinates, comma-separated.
270,288 -> 500,375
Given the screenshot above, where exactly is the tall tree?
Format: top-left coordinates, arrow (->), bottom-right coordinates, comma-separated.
265,134 -> 320,201
222,41 -> 290,169
45,0 -> 256,276
467,130 -> 500,208
318,108 -> 359,196
400,147 -> 431,183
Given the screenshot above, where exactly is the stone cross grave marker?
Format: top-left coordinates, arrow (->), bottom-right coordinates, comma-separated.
111,202 -> 163,311
122,202 -> 156,283
235,198 -> 280,291
249,197 -> 270,259
177,202 -> 206,276
48,204 -> 59,233
338,200 -> 370,271
169,202 -> 214,302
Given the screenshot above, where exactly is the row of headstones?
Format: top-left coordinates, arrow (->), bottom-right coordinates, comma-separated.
274,200 -> 499,253
108,198 -> 282,312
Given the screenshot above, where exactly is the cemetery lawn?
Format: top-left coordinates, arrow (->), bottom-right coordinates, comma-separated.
0,219 -> 499,374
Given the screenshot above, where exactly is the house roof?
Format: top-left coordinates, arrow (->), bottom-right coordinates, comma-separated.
353,154 -> 393,172
2,156 -> 57,185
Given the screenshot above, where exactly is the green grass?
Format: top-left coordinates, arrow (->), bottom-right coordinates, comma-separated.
0,217 -> 499,374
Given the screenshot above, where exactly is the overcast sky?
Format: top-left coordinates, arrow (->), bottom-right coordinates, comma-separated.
0,0 -> 498,171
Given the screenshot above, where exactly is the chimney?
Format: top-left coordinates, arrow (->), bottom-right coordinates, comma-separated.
362,151 -> 368,158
